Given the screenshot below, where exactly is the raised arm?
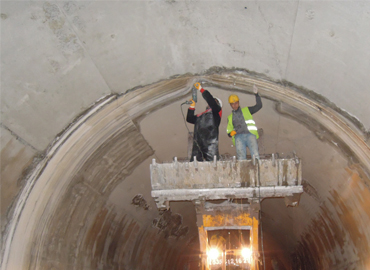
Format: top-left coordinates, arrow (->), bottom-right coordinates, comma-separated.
194,82 -> 221,113
248,85 -> 262,114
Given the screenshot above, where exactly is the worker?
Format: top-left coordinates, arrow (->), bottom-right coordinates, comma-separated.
227,85 -> 262,160
186,82 -> 222,162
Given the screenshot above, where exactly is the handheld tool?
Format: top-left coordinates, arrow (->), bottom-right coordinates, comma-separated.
183,85 -> 198,105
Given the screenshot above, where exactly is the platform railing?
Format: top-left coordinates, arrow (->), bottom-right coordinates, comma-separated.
150,154 -> 303,210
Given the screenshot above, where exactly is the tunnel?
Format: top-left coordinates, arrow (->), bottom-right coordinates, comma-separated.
1,2 -> 370,270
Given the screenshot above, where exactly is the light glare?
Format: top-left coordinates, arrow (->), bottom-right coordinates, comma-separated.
208,248 -> 220,260
242,247 -> 252,263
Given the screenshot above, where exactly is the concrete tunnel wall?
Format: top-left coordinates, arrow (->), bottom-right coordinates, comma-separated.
1,1 -> 370,270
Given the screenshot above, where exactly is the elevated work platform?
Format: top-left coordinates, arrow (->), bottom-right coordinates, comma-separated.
150,154 -> 303,210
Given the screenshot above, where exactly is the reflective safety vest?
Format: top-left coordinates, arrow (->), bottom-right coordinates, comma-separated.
227,107 -> 259,145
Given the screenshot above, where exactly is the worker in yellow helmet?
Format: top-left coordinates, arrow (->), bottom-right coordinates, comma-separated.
227,85 -> 262,160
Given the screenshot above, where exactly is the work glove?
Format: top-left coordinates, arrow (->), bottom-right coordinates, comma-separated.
189,99 -> 195,108
253,84 -> 258,94
230,130 -> 237,137
194,82 -> 203,91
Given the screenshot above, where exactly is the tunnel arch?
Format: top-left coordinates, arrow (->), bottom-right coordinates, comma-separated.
2,70 -> 370,270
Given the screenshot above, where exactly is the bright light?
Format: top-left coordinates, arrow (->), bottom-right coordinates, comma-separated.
242,247 -> 252,263
207,248 -> 220,260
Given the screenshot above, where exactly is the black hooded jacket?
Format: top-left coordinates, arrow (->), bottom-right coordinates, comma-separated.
186,90 -> 222,161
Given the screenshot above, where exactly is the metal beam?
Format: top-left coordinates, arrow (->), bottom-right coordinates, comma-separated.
152,186 -> 303,209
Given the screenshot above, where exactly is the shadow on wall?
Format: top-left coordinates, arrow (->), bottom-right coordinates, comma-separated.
152,210 -> 189,239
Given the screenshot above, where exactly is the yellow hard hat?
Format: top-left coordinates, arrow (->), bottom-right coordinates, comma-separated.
228,94 -> 239,103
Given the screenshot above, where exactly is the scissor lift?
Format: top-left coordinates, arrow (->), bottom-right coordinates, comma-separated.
150,154 -> 303,270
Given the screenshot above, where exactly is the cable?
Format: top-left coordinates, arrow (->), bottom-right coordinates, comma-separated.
257,160 -> 266,270
180,102 -> 192,135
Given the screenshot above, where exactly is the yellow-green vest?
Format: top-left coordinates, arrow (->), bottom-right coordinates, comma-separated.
227,107 -> 259,145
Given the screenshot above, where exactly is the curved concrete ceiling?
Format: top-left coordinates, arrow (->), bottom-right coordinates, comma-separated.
1,2 -> 370,270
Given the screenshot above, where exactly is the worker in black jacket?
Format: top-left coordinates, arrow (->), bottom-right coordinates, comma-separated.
186,82 -> 222,161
